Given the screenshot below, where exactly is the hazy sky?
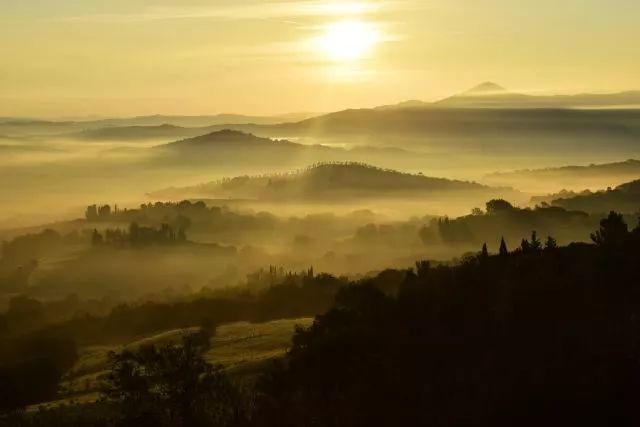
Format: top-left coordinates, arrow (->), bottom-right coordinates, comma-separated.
1,0 -> 639,117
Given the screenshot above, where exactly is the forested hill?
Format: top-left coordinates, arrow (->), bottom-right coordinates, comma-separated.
549,177 -> 640,214
254,211 -> 640,426
152,162 -> 497,200
158,129 -> 301,151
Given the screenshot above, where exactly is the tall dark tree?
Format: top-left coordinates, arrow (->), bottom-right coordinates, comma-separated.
481,243 -> 489,261
499,237 -> 508,256
85,205 -> 98,221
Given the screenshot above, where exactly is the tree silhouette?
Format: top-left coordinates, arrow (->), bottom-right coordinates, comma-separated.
105,331 -> 242,427
591,211 -> 628,246
481,243 -> 489,261
544,236 -> 558,251
530,231 -> 542,252
486,199 -> 515,214
499,237 -> 508,256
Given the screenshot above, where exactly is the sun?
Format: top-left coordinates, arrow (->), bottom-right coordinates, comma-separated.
316,21 -> 380,61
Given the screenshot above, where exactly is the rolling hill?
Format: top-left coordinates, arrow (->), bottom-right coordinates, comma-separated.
71,124 -> 202,141
485,159 -> 640,192
158,129 -> 304,151
150,162 -> 507,201
548,177 -> 640,214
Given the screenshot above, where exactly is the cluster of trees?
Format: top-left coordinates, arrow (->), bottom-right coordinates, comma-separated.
420,199 -> 596,248
84,201 -> 278,238
246,265 -> 314,290
85,205 -> 116,220
102,330 -> 247,427
91,223 -> 187,247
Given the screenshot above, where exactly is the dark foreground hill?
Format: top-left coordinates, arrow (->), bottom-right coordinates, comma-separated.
4,213 -> 640,426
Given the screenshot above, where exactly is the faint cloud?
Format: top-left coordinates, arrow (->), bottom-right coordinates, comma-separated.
51,1 -> 417,24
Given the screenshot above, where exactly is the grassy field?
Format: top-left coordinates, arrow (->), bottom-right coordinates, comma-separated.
206,318 -> 314,375
31,317 -> 313,411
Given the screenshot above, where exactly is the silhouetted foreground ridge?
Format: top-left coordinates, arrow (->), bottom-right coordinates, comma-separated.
3,212 -> 640,426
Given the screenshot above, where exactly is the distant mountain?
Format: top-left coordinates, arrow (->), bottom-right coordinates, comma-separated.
0,112 -> 319,139
257,108 -> 640,149
86,112 -> 319,128
150,162 -> 500,201
375,99 -> 430,111
72,124 -> 202,141
549,178 -> 640,214
375,82 -> 640,111
464,82 -> 510,95
436,82 -> 640,109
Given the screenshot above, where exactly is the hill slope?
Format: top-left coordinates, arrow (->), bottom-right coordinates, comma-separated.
485,159 -> 640,192
159,129 -> 302,151
550,177 -> 640,214
151,162 -> 502,201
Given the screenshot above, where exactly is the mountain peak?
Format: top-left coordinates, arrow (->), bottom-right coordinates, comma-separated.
464,82 -> 508,95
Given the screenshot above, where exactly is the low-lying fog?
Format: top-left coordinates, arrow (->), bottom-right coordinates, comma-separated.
1,115 -> 639,307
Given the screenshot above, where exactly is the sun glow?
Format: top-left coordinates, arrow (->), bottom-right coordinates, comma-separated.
316,20 -> 380,61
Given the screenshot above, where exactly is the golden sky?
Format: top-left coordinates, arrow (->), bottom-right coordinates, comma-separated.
1,0 -> 639,118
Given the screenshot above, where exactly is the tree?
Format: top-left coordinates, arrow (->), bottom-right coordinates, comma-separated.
591,211 -> 628,246
471,207 -> 484,216
499,237 -> 508,256
85,205 -> 98,221
530,231 -> 542,252
105,332 -> 243,427
486,199 -> 515,214
480,243 -> 489,261
520,238 -> 531,254
544,236 -> 558,251
98,205 -> 111,217
415,261 -> 430,278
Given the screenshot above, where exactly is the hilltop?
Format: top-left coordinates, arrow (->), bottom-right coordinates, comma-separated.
159,129 -> 300,151
150,162 -> 501,201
